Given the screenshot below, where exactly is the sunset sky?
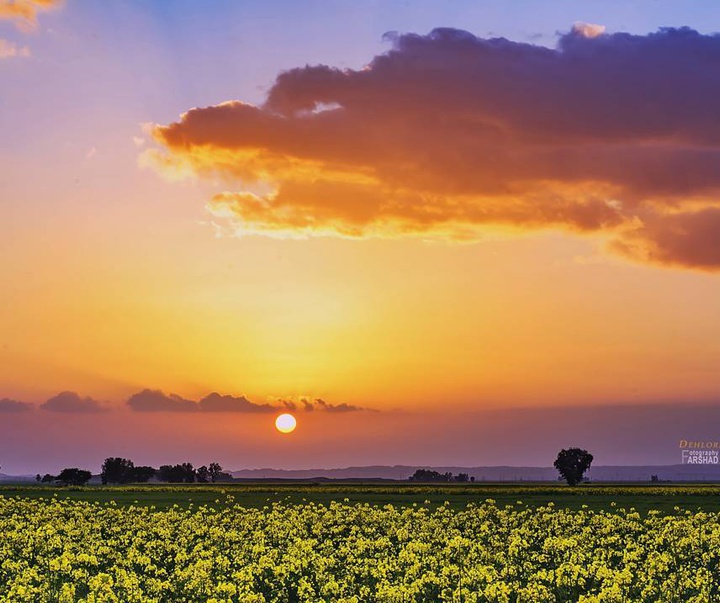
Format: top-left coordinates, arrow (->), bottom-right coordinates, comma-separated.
2,0 -> 720,474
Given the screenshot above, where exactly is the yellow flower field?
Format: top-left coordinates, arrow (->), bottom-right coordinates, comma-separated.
1,496 -> 718,602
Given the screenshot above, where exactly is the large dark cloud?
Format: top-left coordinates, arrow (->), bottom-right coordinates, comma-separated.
0,398 -> 33,413
127,389 -> 197,412
198,392 -> 277,413
146,25 -> 720,271
40,391 -> 106,413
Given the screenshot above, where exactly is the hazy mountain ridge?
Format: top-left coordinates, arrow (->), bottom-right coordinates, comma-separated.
2,465 -> 719,483
232,465 -> 720,482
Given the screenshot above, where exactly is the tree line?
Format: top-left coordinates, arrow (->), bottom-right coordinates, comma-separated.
22,448 -> 595,487
408,449 -> 594,486
409,469 -> 474,483
34,457 -> 233,486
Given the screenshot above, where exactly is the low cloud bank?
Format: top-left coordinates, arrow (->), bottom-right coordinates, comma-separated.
127,389 -> 371,413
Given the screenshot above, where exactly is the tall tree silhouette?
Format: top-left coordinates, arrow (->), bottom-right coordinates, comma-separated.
554,448 -> 593,486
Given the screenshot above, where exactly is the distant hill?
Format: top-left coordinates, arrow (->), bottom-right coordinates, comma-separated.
231,464 -> 720,482
3,465 -> 719,484
0,473 -> 35,483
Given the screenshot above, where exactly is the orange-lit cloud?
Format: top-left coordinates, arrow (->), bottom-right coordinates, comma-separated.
40,391 -> 106,413
611,208 -> 720,271
572,22 -> 606,39
0,38 -> 29,58
147,26 -> 720,270
0,0 -> 60,30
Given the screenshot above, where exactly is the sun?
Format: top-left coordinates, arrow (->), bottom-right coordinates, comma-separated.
275,413 -> 297,434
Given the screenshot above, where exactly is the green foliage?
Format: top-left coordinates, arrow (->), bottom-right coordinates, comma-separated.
100,458 -> 136,485
208,462 -> 222,483
158,463 -> 196,483
409,469 -> 469,482
56,468 -> 92,486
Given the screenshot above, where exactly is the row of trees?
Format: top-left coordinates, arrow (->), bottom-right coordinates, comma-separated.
101,457 -> 231,484
409,469 -> 475,483
33,458 -> 232,486
100,458 -> 157,484
36,468 -> 92,486
20,449 -> 596,487
407,449 -> 595,486
155,462 -> 225,483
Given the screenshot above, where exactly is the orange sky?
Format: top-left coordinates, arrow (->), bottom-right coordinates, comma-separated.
2,1 -> 720,473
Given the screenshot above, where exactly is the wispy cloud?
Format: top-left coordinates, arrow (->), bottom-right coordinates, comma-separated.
146,26 -> 720,271
0,38 -> 30,59
277,396 -> 370,413
312,398 -> 368,413
0,0 -> 61,31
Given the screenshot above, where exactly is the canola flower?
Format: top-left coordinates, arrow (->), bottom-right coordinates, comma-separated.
1,496 -> 719,602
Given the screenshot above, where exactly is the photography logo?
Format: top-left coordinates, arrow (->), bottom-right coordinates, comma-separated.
679,440 -> 720,464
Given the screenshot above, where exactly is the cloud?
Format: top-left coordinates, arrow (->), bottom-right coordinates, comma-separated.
127,389 -> 197,412
146,26 -> 720,271
278,396 -> 369,413
0,0 -> 61,31
40,391 -> 106,413
312,398 -> 366,413
611,208 -> 720,270
572,22 -> 606,39
280,399 -> 297,411
0,398 -> 33,413
127,390 -> 284,413
198,392 -> 277,413
0,38 -> 30,59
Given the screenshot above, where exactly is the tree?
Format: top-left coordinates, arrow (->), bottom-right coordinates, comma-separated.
456,473 -> 469,483
133,466 -> 156,483
41,474 -> 55,483
157,465 -> 175,482
35,474 -> 41,483
158,463 -> 195,483
554,448 -> 593,486
196,466 -> 209,483
180,462 -> 195,483
158,465 -> 181,482
409,469 -> 454,482
56,468 -> 92,486
208,462 -> 222,483
101,457 -> 135,484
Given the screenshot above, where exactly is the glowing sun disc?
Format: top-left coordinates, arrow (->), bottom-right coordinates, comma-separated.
275,413 -> 297,434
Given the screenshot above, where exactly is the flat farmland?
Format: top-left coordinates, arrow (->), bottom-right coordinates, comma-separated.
2,482 -> 720,513
3,485 -> 720,601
